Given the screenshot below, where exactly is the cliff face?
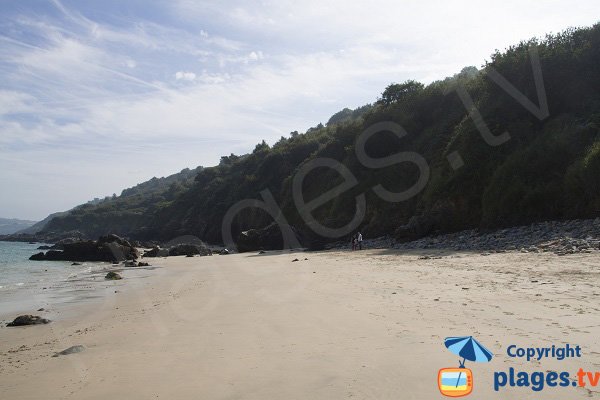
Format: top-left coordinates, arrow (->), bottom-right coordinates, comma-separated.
35,25 -> 600,245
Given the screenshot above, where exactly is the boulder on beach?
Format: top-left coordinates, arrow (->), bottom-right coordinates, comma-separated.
142,246 -> 169,258
7,315 -> 51,327
29,235 -> 139,263
105,271 -> 122,280
168,244 -> 212,257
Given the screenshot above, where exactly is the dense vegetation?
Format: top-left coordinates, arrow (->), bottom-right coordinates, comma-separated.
40,24 -> 600,244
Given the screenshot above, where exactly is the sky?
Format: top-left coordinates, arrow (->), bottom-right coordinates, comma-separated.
0,0 -> 598,221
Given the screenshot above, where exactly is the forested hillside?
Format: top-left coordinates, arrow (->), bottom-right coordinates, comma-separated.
38,24 -> 600,244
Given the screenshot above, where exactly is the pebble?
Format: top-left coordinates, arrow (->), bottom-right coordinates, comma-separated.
327,218 -> 599,255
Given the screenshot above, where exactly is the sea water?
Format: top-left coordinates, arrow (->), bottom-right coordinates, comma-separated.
0,241 -> 118,317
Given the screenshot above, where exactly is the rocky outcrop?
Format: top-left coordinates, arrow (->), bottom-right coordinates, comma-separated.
7,315 -> 51,327
394,215 -> 438,242
168,244 -> 212,257
142,246 -> 169,258
29,235 -> 138,262
236,222 -> 302,253
325,218 -> 600,255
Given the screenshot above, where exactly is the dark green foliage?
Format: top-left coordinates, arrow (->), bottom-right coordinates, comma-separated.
377,80 -> 425,106
41,24 -> 600,243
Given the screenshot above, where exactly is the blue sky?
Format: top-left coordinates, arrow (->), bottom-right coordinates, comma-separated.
0,0 -> 598,220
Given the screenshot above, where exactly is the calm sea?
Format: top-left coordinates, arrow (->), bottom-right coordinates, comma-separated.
0,241 -> 118,317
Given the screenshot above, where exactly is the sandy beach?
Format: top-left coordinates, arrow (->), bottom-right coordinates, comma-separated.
1,249 -> 599,399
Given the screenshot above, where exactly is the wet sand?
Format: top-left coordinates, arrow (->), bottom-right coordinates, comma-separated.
1,249 -> 599,399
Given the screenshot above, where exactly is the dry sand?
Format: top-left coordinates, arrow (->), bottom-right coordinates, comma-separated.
1,249 -> 599,399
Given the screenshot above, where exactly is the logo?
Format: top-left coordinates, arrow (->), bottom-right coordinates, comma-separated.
438,336 -> 494,397
438,367 -> 473,397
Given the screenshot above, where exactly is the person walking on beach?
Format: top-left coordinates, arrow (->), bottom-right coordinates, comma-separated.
357,231 -> 363,250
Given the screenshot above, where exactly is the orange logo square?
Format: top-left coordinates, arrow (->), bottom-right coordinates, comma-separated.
438,368 -> 473,397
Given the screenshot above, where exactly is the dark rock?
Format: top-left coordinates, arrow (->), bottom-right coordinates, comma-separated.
52,345 -> 85,357
7,315 -> 51,327
105,271 -> 122,280
169,244 -> 212,257
138,262 -> 150,267
258,250 -> 266,254
236,222 -> 302,253
30,252 -> 46,261
98,234 -> 132,248
29,235 -> 139,263
37,245 -> 52,250
395,214 -> 437,242
71,262 -> 82,266
37,308 -> 45,311
292,258 -> 299,262
143,246 -> 169,258
143,246 -> 160,257
219,249 -> 230,255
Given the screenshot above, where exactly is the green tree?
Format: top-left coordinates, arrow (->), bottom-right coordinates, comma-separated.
377,80 -> 424,105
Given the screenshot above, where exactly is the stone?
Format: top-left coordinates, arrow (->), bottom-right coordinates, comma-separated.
105,271 -> 122,280
7,315 -> 51,327
52,345 -> 85,357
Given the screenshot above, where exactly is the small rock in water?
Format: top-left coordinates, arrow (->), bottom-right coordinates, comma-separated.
52,345 -> 85,357
292,258 -> 299,262
71,262 -> 82,266
7,315 -> 51,327
37,308 -> 45,312
105,271 -> 122,280
137,262 -> 150,267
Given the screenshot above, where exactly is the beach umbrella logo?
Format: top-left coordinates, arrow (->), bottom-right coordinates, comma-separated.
438,336 -> 493,397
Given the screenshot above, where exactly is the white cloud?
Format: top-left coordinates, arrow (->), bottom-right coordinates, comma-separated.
248,51 -> 264,61
175,71 -> 197,81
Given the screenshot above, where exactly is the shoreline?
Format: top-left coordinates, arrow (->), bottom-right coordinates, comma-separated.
1,249 -> 599,399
